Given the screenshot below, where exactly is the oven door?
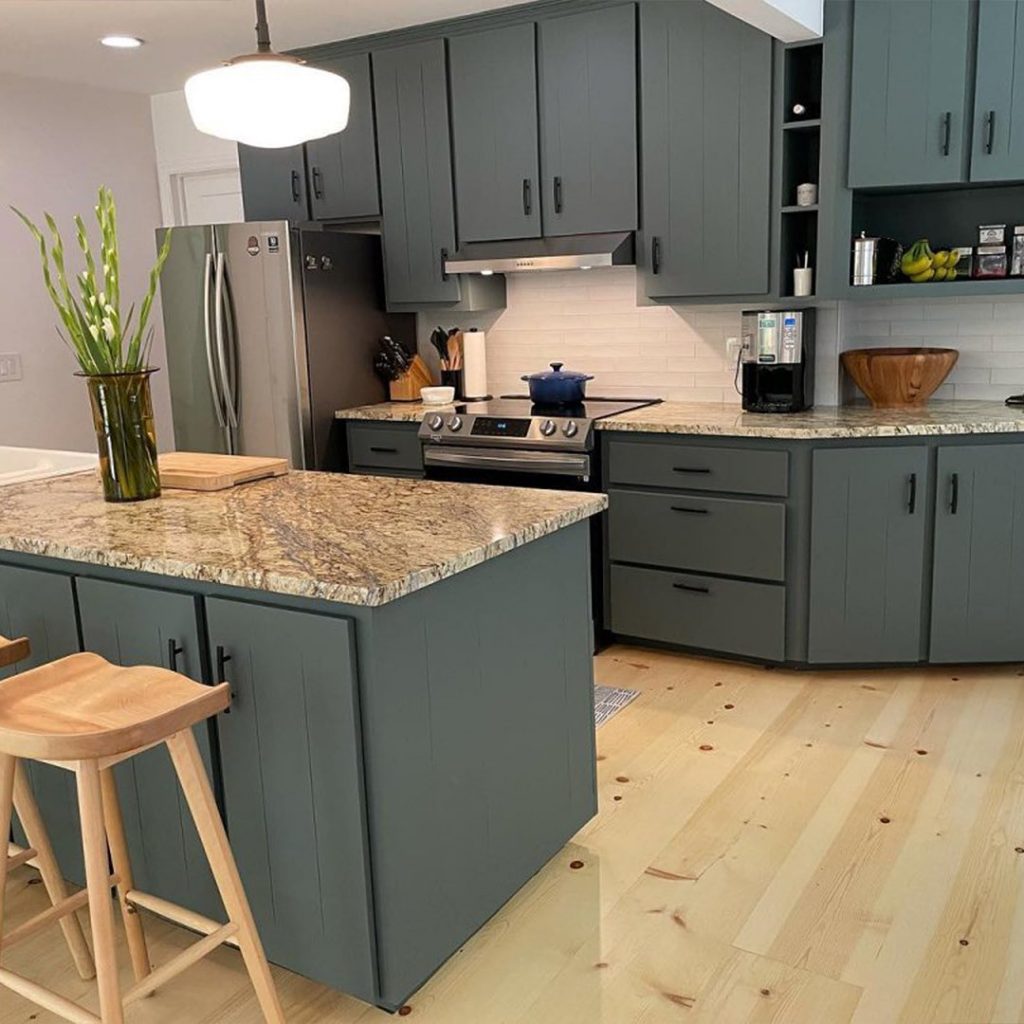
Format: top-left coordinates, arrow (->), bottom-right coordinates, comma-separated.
422,446 -> 593,489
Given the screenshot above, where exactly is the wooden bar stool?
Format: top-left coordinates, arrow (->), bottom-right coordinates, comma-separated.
0,634 -> 286,1024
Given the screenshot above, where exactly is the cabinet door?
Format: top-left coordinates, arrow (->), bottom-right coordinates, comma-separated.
305,54 -> 381,220
848,0 -> 972,188
449,23 -> 541,242
76,578 -> 222,918
538,3 -> 637,236
808,447 -> 929,664
373,39 -> 461,305
238,143 -> 309,221
641,1 -> 771,298
206,598 -> 376,1002
971,0 -> 1024,183
0,565 -> 84,884
931,445 -> 1024,662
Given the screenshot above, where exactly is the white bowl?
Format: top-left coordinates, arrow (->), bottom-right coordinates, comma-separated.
420,386 -> 456,405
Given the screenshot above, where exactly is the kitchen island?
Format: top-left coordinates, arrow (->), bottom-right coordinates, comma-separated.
0,470 -> 605,1011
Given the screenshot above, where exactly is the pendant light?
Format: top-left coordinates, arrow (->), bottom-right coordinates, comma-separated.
185,0 -> 349,148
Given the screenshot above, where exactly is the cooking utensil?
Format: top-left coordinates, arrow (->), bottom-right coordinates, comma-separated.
521,362 -> 594,405
430,327 -> 450,367
446,331 -> 463,371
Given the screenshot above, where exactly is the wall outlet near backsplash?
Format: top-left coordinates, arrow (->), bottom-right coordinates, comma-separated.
0,353 -> 22,383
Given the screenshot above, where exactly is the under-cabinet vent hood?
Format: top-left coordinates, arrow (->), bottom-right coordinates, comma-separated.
444,232 -> 635,274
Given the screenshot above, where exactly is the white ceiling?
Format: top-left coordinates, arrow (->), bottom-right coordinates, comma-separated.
0,0 -> 531,95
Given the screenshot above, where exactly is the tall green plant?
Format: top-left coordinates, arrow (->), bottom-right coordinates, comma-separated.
12,186 -> 172,375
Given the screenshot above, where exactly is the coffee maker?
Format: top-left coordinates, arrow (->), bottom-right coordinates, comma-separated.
740,309 -> 815,413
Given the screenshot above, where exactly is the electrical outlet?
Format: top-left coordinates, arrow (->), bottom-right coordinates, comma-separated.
725,336 -> 746,360
0,353 -> 22,382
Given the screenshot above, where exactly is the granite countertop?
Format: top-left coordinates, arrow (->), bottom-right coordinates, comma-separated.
0,471 -> 606,607
336,399 -> 1024,439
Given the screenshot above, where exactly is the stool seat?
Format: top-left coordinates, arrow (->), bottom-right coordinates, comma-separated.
0,652 -> 230,760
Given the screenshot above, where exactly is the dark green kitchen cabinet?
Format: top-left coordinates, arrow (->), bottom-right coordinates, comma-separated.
971,0 -> 1024,183
205,597 -> 377,1002
847,0 -> 973,188
305,53 -> 381,220
538,3 -> 638,236
0,565 -> 84,885
373,39 -> 461,305
75,578 -> 222,919
238,143 -> 309,221
640,1 -> 772,298
930,445 -> 1024,662
808,447 -> 930,664
449,23 -> 541,242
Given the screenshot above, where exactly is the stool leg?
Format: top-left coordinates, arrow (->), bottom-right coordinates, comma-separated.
0,754 -> 15,949
100,769 -> 150,985
166,729 -> 286,1024
12,764 -> 96,980
76,760 -> 124,1024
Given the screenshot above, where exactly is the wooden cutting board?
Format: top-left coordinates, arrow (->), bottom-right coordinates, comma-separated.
158,452 -> 290,492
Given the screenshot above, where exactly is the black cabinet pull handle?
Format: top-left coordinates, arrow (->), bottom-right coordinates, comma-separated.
553,175 -> 563,214
291,170 -> 301,202
167,638 -> 184,672
312,166 -> 324,199
673,582 -> 711,595
522,178 -> 532,217
652,236 -> 662,275
950,472 -> 960,515
673,466 -> 711,475
369,446 -> 398,454
985,110 -> 996,154
940,111 -> 952,156
440,247 -> 449,282
215,645 -> 233,713
670,505 -> 709,515
907,472 -> 917,515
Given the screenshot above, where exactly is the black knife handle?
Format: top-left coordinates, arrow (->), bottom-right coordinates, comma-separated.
291,170 -> 301,202
522,178 -> 532,217
553,175 -> 563,214
167,638 -> 184,672
652,236 -> 662,275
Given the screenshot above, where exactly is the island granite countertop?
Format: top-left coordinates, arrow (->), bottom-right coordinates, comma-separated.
336,399 -> 1024,439
0,470 -> 606,606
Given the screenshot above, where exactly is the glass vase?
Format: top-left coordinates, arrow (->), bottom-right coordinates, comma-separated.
82,369 -> 161,502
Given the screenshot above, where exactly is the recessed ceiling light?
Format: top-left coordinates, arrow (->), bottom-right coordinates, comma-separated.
100,35 -> 144,49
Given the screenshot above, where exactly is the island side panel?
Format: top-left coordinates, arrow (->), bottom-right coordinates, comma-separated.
358,522 -> 597,1009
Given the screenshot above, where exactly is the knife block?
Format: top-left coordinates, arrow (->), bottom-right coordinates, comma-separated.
389,355 -> 434,402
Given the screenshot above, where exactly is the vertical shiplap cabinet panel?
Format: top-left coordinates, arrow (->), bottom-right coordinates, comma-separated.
305,53 -> 381,220
449,23 -> 542,241
238,143 -> 310,221
847,0 -> 972,188
76,577 -> 222,919
538,3 -> 638,236
971,0 -> 1024,183
808,447 -> 930,664
641,1 -> 772,298
206,598 -> 377,1002
931,445 -> 1024,662
373,39 -> 462,305
0,565 -> 84,884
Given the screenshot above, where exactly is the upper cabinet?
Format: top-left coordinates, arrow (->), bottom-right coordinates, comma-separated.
372,39 -> 461,305
449,23 -> 541,242
238,143 -> 309,222
538,4 -> 638,236
971,0 -> 1024,184
640,1 -> 772,298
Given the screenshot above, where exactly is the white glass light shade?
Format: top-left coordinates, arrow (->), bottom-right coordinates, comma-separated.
185,57 -> 350,148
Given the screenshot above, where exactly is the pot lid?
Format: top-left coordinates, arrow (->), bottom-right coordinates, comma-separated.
521,362 -> 595,382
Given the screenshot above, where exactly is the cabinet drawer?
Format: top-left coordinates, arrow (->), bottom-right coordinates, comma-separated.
607,489 -> 785,581
609,564 -> 785,662
348,423 -> 423,474
606,439 -> 788,496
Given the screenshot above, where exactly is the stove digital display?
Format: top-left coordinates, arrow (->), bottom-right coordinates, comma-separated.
470,416 -> 531,438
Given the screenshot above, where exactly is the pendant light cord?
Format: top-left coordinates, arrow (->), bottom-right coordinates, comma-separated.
254,0 -> 272,53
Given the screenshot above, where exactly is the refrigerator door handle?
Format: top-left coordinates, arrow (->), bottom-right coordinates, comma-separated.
203,253 -> 227,430
214,252 -> 240,432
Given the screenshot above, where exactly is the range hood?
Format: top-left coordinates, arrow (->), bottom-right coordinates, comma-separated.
444,232 -> 635,274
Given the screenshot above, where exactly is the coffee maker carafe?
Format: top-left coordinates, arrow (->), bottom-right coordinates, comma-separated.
740,309 -> 815,413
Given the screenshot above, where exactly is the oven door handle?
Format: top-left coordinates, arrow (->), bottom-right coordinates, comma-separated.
423,446 -> 591,479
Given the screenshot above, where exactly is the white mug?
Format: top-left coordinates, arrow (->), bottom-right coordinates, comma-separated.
796,182 -> 817,207
793,267 -> 814,297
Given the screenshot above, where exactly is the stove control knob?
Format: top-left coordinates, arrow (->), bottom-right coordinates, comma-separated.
540,419 -> 557,437
563,420 -> 579,438
427,414 -> 445,431
448,415 -> 463,432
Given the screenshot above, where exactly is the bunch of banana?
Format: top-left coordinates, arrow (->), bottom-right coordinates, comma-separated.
900,239 -> 961,282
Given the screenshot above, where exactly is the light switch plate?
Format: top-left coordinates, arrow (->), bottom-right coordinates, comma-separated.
0,353 -> 22,382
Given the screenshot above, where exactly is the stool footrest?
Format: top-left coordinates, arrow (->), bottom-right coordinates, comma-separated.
2,885 -> 95,950
6,842 -> 38,870
125,888 -> 241,950
0,966 -> 101,1024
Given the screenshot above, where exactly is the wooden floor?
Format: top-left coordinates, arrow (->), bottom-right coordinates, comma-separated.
5,646 -> 1024,1023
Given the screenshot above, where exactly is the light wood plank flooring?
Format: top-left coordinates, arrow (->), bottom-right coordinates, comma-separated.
5,646 -> 1024,1023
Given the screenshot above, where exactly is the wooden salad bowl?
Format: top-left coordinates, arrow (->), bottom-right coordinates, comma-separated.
841,347 -> 959,408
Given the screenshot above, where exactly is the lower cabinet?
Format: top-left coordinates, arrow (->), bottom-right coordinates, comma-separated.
808,447 -> 930,664
346,420 -> 424,477
930,445 -> 1024,662
205,598 -> 377,1002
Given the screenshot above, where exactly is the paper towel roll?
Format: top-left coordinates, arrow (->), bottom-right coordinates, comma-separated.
462,328 -> 490,400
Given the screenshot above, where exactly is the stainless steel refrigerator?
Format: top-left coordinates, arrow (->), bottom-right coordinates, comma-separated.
156,223 -> 413,469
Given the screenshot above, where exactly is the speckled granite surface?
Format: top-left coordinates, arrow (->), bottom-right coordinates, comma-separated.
0,471 -> 606,607
337,399 -> 1024,439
